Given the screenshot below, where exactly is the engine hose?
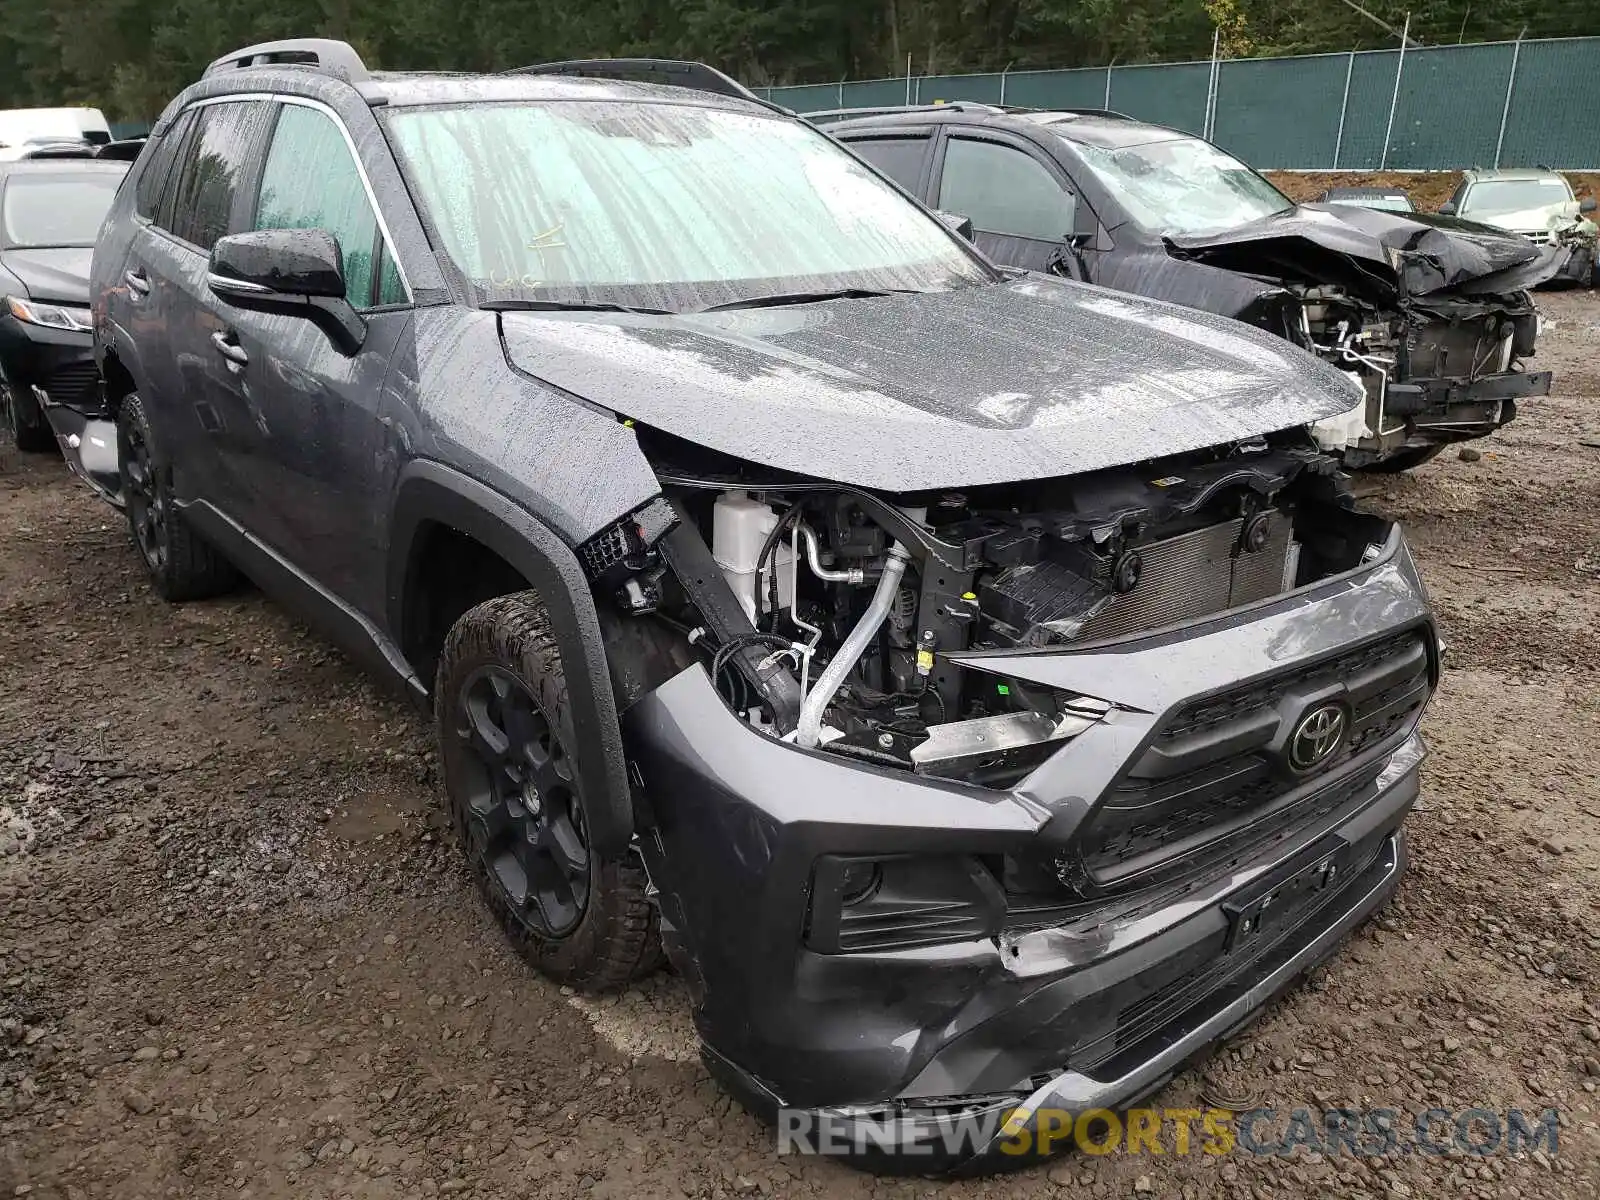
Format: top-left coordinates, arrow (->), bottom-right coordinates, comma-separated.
795,543 -> 912,749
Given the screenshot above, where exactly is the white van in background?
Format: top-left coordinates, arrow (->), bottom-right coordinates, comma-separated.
0,108 -> 112,160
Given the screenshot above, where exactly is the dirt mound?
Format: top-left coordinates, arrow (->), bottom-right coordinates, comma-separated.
1266,169 -> 1600,213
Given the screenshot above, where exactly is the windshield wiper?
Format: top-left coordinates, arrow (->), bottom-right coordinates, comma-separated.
695,287 -> 907,313
481,299 -> 673,315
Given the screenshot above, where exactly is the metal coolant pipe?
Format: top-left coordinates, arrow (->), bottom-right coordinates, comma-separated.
795,543 -> 912,749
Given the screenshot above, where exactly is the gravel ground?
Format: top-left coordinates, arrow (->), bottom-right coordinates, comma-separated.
3,293 -> 1600,1199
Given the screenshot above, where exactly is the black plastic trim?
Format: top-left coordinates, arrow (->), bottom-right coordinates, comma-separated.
388,460 -> 635,857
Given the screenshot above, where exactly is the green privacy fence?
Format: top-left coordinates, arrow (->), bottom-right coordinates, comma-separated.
760,36 -> 1600,170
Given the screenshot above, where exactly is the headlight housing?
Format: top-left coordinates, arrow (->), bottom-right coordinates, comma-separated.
7,296 -> 91,332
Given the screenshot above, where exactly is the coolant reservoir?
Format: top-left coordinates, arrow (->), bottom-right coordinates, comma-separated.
712,492 -> 794,622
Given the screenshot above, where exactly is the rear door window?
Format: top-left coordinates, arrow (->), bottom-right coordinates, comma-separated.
846,135 -> 932,196
166,101 -> 271,251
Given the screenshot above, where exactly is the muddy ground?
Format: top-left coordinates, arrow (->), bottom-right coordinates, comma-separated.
3,293 -> 1600,1200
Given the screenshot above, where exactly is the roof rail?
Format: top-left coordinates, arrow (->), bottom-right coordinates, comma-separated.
805,102 -> 1011,124
203,38 -> 370,83
96,137 -> 148,162
806,103 -> 1137,126
18,141 -> 98,160
507,58 -> 768,106
1046,107 -> 1135,121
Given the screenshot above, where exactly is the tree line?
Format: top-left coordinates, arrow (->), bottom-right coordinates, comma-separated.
4,0 -> 1600,121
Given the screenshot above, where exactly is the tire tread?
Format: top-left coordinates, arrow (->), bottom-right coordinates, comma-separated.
437,592 -> 662,991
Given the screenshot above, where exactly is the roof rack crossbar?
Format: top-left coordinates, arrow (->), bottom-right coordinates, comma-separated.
506,58 -> 766,105
203,38 -> 370,83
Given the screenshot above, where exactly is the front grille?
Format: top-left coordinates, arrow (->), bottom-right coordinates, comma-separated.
1074,629 -> 1430,891
1073,514 -> 1292,643
43,361 -> 97,405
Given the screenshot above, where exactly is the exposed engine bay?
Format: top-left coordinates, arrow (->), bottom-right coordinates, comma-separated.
586,436 -> 1396,787
1164,208 -> 1560,469
1292,281 -> 1541,465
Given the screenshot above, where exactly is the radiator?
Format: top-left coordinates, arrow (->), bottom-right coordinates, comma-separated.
1073,514 -> 1293,642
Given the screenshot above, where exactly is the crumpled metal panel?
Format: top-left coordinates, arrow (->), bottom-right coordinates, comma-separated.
500,274 -> 1362,492
1169,202 -> 1561,296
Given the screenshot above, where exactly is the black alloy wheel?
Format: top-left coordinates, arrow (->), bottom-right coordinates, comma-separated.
122,416 -> 167,573
115,392 -> 238,602
451,664 -> 591,937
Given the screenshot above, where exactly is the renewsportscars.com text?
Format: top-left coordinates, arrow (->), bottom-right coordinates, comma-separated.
777,1105 -> 1561,1159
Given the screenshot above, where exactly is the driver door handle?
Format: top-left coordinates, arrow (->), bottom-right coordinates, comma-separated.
210,330 -> 249,371
124,268 -> 151,298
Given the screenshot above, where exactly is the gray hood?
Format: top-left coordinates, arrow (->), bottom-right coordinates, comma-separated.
500,275 -> 1361,491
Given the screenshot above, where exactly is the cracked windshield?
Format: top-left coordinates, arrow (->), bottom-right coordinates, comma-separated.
1074,132 -> 1292,237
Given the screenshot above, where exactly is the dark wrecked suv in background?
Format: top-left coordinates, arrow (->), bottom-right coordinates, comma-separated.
824,103 -> 1560,472
63,40 -> 1438,1171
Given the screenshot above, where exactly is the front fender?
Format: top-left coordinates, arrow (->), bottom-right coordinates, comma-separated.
389,459 -> 635,857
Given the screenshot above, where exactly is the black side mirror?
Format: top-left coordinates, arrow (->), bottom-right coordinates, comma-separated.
1437,201 -> 1457,216
208,229 -> 364,354
933,210 -> 975,241
1581,197 -> 1597,214
210,229 -> 345,299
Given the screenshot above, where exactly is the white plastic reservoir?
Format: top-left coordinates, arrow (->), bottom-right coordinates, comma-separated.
712,492 -> 794,622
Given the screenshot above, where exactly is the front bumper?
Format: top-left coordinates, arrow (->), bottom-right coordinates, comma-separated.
765,769 -> 1414,1173
623,537 -> 1436,1172
1386,368 -> 1551,421
0,314 -> 95,413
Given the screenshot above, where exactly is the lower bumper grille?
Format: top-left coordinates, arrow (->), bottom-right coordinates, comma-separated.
43,361 -> 97,406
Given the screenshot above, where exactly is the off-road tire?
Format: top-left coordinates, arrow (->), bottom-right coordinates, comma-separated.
436,592 -> 662,990
4,382 -> 55,453
118,392 -> 239,601
1352,444 -> 1447,474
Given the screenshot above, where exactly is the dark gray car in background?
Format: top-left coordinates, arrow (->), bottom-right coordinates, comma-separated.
0,158 -> 127,451
56,40 -> 1438,1171
823,102 -> 1561,472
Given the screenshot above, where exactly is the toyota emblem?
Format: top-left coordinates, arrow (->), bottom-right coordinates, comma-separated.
1288,703 -> 1347,771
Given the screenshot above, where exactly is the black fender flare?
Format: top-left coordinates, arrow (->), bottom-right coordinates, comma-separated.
388,460 -> 633,858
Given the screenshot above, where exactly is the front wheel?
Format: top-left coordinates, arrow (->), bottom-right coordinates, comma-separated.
3,382 -> 55,453
436,592 -> 662,990
117,392 -> 238,601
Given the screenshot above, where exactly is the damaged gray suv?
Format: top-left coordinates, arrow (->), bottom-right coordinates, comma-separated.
62,40 -> 1438,1171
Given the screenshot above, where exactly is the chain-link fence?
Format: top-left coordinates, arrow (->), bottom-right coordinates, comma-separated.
762,35 -> 1600,170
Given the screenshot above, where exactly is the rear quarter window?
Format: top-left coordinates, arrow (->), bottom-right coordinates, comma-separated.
134,110 -> 194,223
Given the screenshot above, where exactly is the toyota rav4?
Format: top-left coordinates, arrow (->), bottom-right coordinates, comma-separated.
58,39 -> 1439,1171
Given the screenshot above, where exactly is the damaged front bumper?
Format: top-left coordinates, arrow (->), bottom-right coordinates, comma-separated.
38,389 -> 122,507
624,534 -> 1436,1172
1317,366 -> 1552,467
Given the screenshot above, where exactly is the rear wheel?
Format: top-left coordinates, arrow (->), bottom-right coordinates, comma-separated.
117,392 -> 238,601
1352,444 -> 1446,474
436,592 -> 662,990
3,382 -> 55,453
